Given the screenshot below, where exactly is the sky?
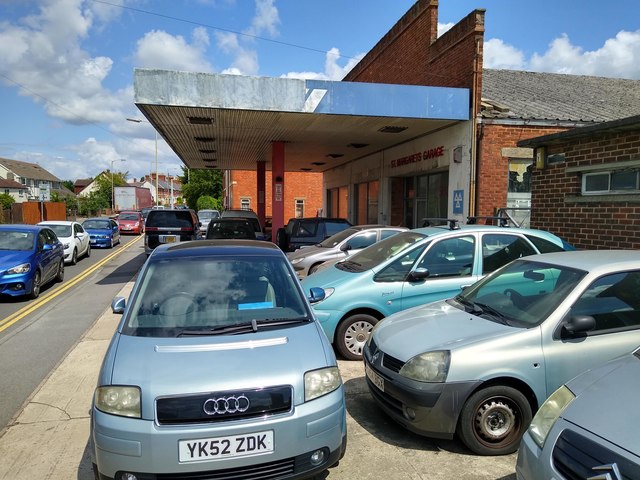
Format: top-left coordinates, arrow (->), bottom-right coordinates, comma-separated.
1,0 -> 639,184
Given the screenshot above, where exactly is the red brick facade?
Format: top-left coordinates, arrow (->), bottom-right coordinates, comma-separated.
530,129 -> 640,249
229,170 -> 323,220
476,124 -> 568,216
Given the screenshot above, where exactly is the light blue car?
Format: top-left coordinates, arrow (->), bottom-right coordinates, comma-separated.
364,250 -> 640,456
517,346 -> 640,478
90,240 -> 347,479
301,222 -> 573,360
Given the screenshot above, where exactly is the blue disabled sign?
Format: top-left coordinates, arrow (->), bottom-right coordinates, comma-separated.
453,190 -> 464,214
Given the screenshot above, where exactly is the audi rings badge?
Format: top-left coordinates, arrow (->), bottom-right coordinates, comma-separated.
203,395 -> 250,415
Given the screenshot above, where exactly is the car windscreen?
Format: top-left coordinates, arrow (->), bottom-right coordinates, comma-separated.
122,255 -> 311,337
0,231 -> 35,250
118,213 -> 139,220
453,259 -> 587,327
46,225 -> 72,237
83,220 -> 110,229
146,211 -> 194,228
336,231 -> 427,272
198,211 -> 219,220
319,228 -> 358,248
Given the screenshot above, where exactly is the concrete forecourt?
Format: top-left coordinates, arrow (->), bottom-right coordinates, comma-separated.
0,282 -> 516,480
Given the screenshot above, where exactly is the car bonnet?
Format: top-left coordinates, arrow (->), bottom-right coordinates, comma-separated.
299,258 -> 371,289
0,250 -> 34,268
560,353 -> 640,451
107,322 -> 333,419
372,300 -> 514,362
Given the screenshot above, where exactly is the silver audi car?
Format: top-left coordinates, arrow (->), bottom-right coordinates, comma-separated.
90,240 -> 347,480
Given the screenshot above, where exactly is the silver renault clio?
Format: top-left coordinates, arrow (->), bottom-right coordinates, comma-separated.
90,240 -> 346,480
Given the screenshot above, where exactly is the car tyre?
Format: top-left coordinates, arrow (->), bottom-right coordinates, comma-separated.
85,243 -> 91,258
55,260 -> 65,283
335,313 -> 378,361
276,227 -> 288,251
108,238 -> 113,249
70,248 -> 77,265
457,385 -> 532,456
29,270 -> 41,299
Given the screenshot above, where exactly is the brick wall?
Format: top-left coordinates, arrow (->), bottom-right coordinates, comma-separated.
477,124 -> 568,216
230,170 -> 323,220
530,130 -> 640,249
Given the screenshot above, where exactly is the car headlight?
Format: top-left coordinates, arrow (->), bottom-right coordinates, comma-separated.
527,385 -> 575,449
7,263 -> 31,275
399,350 -> 450,382
322,287 -> 335,300
290,257 -> 305,265
95,386 -> 141,418
62,242 -> 70,249
304,367 -> 342,401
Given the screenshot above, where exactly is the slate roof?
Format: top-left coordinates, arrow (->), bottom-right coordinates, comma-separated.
481,69 -> 640,123
0,157 -> 61,182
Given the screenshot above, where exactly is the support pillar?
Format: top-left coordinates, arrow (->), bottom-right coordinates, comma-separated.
271,142 -> 285,243
257,161 -> 266,229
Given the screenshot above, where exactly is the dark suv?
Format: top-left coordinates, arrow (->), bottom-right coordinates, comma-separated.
144,209 -> 201,254
276,217 -> 352,252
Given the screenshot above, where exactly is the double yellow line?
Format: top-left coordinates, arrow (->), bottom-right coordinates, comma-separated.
0,237 -> 142,334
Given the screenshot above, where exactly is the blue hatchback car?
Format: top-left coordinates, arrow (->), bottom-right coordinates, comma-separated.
0,224 -> 65,299
91,240 -> 347,479
82,217 -> 120,248
301,222 -> 573,360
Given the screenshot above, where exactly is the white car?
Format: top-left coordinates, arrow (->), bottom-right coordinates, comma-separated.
38,220 -> 91,265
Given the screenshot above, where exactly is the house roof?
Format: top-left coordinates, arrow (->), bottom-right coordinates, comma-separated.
0,158 -> 62,182
481,69 -> 640,123
74,178 -> 93,187
0,178 -> 26,189
518,114 -> 640,148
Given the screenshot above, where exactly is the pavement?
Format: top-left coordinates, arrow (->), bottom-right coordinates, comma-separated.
0,281 -> 517,480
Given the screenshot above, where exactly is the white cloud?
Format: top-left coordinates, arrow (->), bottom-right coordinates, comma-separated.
134,28 -> 213,72
282,48 -> 365,81
438,22 -> 454,37
484,38 -> 526,70
530,31 -> 640,79
245,0 -> 280,37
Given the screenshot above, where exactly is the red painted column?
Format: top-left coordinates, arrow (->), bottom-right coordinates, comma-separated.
256,160 -> 266,228
271,142 -> 285,242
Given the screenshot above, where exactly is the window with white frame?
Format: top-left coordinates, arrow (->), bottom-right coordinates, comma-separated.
240,198 -> 251,210
295,199 -> 304,218
582,170 -> 640,194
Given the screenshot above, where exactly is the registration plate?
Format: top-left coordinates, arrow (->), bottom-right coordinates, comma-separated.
178,430 -> 274,462
366,364 -> 385,392
160,235 -> 177,243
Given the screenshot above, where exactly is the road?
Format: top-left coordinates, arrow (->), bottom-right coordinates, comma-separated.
0,234 -> 147,430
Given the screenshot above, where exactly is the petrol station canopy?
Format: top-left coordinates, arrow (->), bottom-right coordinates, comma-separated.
133,69 -> 470,173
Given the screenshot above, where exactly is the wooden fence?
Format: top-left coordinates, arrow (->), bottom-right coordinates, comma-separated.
1,202 -> 67,224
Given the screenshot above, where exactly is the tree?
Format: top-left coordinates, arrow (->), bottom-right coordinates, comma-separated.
180,168 -> 222,209
62,180 -> 75,192
196,195 -> 221,211
0,193 -> 14,210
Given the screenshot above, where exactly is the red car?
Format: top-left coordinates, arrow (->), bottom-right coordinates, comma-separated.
117,211 -> 145,235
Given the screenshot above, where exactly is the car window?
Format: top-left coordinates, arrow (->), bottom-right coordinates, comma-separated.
319,228 -> 357,248
206,220 -> 255,239
295,220 -> 319,237
74,224 -> 84,235
48,224 -> 72,238
146,211 -> 195,228
459,260 -> 586,327
84,220 -> 111,229
0,231 -> 34,251
481,234 -> 537,274
380,229 -> 402,240
374,243 -> 428,282
417,235 -> 475,278
326,221 -> 350,236
119,213 -> 140,220
43,229 -> 58,245
347,231 -> 377,250
524,234 -> 567,253
340,231 -> 427,272
571,271 -> 640,333
123,255 -> 309,337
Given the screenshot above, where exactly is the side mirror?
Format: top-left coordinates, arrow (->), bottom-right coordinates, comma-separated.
111,296 -> 126,314
308,287 -> 326,304
42,244 -> 53,251
563,315 -> 596,335
407,268 -> 430,282
340,243 -> 351,252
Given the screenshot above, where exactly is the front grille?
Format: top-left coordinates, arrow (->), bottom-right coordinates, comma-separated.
154,457 -> 295,479
382,353 -> 405,373
552,429 -> 640,480
156,386 -> 292,425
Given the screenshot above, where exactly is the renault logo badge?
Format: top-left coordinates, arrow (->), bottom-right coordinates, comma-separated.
588,463 -> 622,480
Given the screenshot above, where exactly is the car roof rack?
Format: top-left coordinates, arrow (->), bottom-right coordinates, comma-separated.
421,218 -> 460,230
467,216 -> 510,227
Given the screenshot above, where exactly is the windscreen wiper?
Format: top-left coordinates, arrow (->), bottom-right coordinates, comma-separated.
472,302 -> 512,325
176,318 -> 310,337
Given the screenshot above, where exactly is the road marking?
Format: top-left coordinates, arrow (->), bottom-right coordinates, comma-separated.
0,237 -> 142,333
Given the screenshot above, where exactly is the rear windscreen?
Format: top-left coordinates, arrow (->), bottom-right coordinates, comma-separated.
146,211 -> 194,228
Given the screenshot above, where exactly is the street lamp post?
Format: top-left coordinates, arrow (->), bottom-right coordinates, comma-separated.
126,117 -> 159,206
111,158 -> 126,213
